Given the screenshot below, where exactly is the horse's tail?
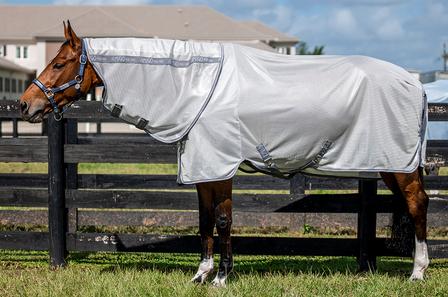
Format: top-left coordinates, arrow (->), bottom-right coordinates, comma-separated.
418,166 -> 425,188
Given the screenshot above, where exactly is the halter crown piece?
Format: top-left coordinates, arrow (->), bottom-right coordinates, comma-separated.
32,39 -> 87,121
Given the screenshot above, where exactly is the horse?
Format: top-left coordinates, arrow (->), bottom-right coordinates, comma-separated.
20,21 -> 430,286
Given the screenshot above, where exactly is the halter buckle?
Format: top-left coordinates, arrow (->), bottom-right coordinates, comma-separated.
80,54 -> 87,65
75,75 -> 83,83
53,112 -> 63,121
45,89 -> 54,98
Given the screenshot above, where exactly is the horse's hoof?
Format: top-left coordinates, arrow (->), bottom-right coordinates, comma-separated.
211,275 -> 227,288
191,258 -> 214,284
191,269 -> 213,284
409,272 -> 425,281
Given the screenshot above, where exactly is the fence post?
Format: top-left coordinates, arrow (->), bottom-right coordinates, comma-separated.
41,119 -> 48,136
66,119 -> 78,233
47,115 -> 68,268
12,118 -> 18,138
357,179 -> 377,272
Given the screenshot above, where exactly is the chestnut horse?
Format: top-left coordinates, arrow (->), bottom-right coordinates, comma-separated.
20,22 -> 429,286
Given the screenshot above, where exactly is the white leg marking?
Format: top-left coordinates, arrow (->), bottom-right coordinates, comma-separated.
410,235 -> 429,281
191,258 -> 214,284
211,273 -> 227,288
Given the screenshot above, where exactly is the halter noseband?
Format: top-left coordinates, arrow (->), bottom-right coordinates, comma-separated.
33,39 -> 87,121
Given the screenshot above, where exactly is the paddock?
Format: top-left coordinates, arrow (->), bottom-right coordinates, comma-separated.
1,99 -> 448,270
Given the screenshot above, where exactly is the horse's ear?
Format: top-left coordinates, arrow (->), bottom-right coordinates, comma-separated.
64,20 -> 81,49
63,21 -> 69,40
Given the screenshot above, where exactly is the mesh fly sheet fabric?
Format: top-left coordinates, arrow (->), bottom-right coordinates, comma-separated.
85,38 -> 427,184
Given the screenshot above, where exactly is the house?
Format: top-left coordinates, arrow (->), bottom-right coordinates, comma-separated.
0,57 -> 34,100
239,21 -> 299,54
0,5 -> 299,76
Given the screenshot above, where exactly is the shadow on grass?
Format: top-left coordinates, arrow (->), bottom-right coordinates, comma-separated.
2,250 -> 440,279
96,254 -> 416,278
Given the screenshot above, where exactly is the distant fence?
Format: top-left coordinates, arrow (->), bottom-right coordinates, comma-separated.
1,99 -> 448,270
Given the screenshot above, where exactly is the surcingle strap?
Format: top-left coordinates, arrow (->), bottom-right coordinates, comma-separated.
256,144 -> 292,179
136,118 -> 148,130
256,144 -> 275,168
111,104 -> 123,118
309,140 -> 333,168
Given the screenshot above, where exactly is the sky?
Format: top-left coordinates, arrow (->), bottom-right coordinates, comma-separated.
1,0 -> 446,71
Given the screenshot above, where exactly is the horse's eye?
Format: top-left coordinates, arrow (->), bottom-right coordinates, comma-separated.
53,63 -> 65,69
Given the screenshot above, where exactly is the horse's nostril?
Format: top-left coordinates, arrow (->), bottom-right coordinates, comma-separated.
20,101 -> 29,114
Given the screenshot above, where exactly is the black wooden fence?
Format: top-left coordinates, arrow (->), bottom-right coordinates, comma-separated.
1,99 -> 448,271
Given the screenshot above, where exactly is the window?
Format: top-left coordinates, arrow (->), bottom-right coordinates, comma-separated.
5,78 -> 10,92
16,46 -> 20,58
11,79 -> 17,93
0,77 -> 3,92
0,45 -> 5,57
23,46 -> 28,59
18,79 -> 23,93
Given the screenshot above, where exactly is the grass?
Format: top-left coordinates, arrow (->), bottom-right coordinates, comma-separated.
1,163 -> 448,295
0,162 -> 178,175
1,250 -> 448,297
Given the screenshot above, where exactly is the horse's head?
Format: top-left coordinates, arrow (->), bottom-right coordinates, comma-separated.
20,21 -> 101,122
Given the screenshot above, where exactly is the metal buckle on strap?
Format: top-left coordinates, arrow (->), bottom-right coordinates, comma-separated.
136,118 -> 148,130
74,75 -> 83,90
45,89 -> 54,99
111,104 -> 123,118
53,112 -> 63,121
80,54 -> 87,65
256,144 -> 275,168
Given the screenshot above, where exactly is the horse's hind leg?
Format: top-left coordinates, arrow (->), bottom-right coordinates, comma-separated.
211,179 -> 233,287
382,169 -> 429,280
191,182 -> 216,283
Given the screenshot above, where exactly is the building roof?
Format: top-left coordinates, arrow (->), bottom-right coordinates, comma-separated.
233,40 -> 276,52
0,5 -> 287,43
240,20 -> 299,44
0,57 -> 34,74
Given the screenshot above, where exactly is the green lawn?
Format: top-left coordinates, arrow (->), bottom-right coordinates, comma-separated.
1,250 -> 447,297
0,162 -> 179,175
1,163 -> 448,296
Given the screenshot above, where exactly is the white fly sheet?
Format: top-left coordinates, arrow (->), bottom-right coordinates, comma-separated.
85,38 -> 427,184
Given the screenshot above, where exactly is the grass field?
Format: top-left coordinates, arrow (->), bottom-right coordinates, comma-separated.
1,162 -> 448,296
1,250 -> 448,297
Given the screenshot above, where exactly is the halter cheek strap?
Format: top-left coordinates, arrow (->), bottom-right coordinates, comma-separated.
32,39 -> 88,121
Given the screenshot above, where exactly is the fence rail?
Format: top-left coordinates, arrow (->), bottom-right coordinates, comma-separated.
1,99 -> 448,270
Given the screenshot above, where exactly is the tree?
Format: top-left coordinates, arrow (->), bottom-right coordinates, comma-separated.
296,41 -> 325,55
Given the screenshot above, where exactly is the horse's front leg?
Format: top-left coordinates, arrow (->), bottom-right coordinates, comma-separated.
191,182 -> 216,283
211,179 -> 233,287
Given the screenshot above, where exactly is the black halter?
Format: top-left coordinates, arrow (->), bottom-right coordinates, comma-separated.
32,39 -> 87,121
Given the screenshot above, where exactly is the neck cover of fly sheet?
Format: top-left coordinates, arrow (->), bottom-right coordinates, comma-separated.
85,38 -> 223,143
85,38 -> 427,184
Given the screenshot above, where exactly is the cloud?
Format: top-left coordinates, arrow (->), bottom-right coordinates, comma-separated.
252,5 -> 295,32
332,9 -> 360,36
376,19 -> 404,40
283,0 -> 448,71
